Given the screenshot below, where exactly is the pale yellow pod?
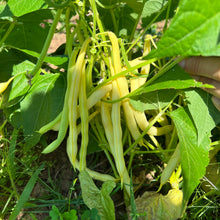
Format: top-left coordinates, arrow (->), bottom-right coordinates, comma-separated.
0,76 -> 15,94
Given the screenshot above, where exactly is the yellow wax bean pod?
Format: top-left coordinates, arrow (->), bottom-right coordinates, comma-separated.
139,34 -> 151,86
108,31 -> 130,195
42,48 -> 79,154
43,83 -> 112,133
101,99 -> 115,155
108,31 -> 142,143
87,83 -> 112,109
111,79 -> 130,194
0,76 -> 15,94
79,58 -> 89,171
68,38 -> 91,168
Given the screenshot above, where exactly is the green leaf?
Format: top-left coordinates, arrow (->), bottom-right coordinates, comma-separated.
141,0 -> 168,22
49,205 -> 63,220
20,73 -> 66,137
9,164 -> 44,220
185,89 -> 220,144
81,209 -> 100,220
98,0 -> 144,37
169,107 -> 210,206
141,0 -> 179,28
62,209 -> 78,220
0,4 -> 14,20
129,65 -> 210,111
14,48 -> 68,66
130,89 -> 177,111
79,170 -> 115,220
0,49 -> 28,82
5,9 -> 53,52
135,65 -> 210,95
146,0 -> 220,59
128,189 -> 183,220
1,61 -> 35,109
8,0 -> 45,17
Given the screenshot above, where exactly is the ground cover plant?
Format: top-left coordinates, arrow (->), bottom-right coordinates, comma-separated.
0,0 -> 220,219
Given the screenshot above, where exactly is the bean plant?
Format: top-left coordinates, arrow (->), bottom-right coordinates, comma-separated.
0,0 -> 220,219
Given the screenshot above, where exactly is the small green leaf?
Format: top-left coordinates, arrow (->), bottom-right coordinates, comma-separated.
79,170 -> 115,220
8,0 -> 45,17
81,209 -> 100,220
141,0 -> 168,20
49,205 -> 63,220
146,0 -> 220,59
62,209 -> 78,220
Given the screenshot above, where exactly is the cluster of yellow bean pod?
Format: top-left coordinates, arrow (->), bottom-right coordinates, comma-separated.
40,31 -> 174,196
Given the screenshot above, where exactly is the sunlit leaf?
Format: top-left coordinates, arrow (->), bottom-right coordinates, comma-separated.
169,107 -> 210,206
8,0 -> 45,17
146,0 -> 220,59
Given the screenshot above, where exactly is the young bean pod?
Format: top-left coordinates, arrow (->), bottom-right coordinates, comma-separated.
68,38 -> 91,167
42,48 -> 79,154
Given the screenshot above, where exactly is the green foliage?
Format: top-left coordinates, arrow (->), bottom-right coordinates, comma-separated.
79,171 -> 115,220
7,0 -> 45,17
0,0 -> 220,219
49,205 -> 78,220
146,0 -> 220,59
8,164 -> 44,220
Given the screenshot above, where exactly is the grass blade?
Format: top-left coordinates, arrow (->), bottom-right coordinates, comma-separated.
8,164 -> 44,220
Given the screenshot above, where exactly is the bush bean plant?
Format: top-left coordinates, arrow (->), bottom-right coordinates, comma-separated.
0,0 -> 220,219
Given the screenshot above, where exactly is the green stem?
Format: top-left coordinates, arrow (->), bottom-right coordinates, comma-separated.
29,9 -> 63,76
65,6 -> 71,56
89,0 -> 108,55
110,9 -> 118,35
129,9 -> 142,43
0,18 -> 16,47
95,0 -> 118,9
163,0 -> 172,33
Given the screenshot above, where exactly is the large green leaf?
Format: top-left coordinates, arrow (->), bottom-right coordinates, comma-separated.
169,107 -> 210,206
20,73 -> 66,137
5,9 -> 53,52
133,65 -> 211,96
129,65 -> 211,111
8,0 -> 45,17
79,170 -> 115,220
146,0 -> 220,59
